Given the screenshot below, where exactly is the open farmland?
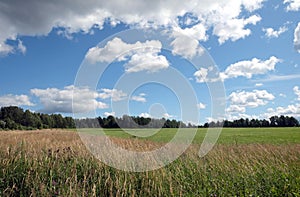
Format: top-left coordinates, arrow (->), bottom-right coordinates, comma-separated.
0,128 -> 300,196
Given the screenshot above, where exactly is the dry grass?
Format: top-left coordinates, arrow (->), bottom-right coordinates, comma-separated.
0,129 -> 300,196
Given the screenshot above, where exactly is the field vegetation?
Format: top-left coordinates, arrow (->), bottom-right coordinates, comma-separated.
0,128 -> 300,196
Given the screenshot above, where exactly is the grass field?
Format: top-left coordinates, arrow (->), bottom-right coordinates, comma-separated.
1,128 -> 300,196
81,127 -> 300,144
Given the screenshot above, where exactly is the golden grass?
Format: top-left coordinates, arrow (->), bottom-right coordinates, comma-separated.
0,129 -> 300,196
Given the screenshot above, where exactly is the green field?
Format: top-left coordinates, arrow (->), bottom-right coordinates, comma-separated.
1,128 -> 300,196
79,127 -> 300,144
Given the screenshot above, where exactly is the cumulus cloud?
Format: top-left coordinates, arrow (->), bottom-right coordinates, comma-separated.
226,89 -> 275,119
0,94 -> 34,107
194,67 -> 222,83
194,56 -> 279,83
31,85 -> 108,113
131,93 -> 146,103
221,56 -> 281,80
260,86 -> 300,118
124,52 -> 169,73
98,88 -> 127,101
255,83 -> 263,87
263,26 -> 288,38
262,104 -> 300,119
294,22 -> 300,53
229,89 -> 275,108
86,37 -> 161,63
211,14 -> 261,44
197,102 -> 206,109
284,0 -> 300,11
226,105 -> 246,113
86,37 -> 169,73
170,24 -> 206,59
0,0 -> 265,55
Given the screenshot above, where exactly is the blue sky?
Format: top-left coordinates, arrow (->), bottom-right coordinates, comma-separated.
0,0 -> 299,124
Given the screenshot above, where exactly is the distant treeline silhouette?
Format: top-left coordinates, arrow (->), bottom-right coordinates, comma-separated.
201,116 -> 299,128
0,106 -> 299,130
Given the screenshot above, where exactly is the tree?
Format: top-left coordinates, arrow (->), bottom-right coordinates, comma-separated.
22,110 -> 37,128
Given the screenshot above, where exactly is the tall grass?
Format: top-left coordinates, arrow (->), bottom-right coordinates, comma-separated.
0,130 -> 300,196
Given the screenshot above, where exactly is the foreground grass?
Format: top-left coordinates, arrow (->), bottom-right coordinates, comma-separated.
0,129 -> 300,196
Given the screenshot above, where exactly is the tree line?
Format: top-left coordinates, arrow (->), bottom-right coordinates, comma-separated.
0,106 -> 299,130
0,106 -> 75,130
201,116 -> 299,128
75,115 -> 188,129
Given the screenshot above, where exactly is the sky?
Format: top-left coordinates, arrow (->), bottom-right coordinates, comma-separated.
0,0 -> 300,124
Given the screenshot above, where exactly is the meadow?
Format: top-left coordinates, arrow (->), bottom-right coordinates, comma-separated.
0,128 -> 300,196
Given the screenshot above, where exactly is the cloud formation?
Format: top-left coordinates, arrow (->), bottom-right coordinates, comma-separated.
31,85 -> 108,113
294,22 -> 300,53
228,89 -> 275,109
0,0 -> 265,55
221,56 -> 280,80
86,37 -> 169,73
194,56 -> 280,83
284,0 -> 300,11
131,93 -> 146,103
170,24 -> 206,59
98,88 -> 127,101
0,94 -> 34,107
263,26 -> 288,38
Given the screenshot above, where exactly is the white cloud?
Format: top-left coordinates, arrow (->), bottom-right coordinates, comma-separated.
262,104 -> 300,119
293,86 -> 300,100
263,26 -> 288,38
242,0 -> 265,12
210,12 -> 261,44
0,94 -> 34,107
221,56 -> 281,80
194,67 -> 222,83
284,0 -> 300,11
225,113 -> 259,121
131,93 -> 146,103
226,105 -> 246,113
197,102 -> 206,109
197,0 -> 264,44
163,113 -> 173,119
255,83 -> 263,87
294,22 -> 300,53
86,37 -> 162,63
260,86 -> 300,118
170,34 -> 204,59
98,88 -> 127,101
170,24 -> 206,59
86,37 -> 169,73
104,111 -> 115,117
139,113 -> 151,118
194,56 -> 280,83
124,51 -> 169,73
31,85 -> 108,113
0,0 -> 265,55
229,89 -> 275,108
